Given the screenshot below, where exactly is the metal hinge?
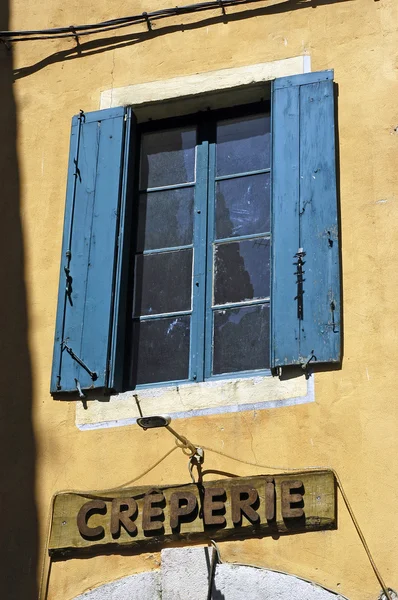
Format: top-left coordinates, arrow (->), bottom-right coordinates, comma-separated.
294,247 -> 306,320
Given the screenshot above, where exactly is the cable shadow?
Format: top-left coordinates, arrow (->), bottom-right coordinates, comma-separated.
0,2 -> 37,598
13,0 -> 354,80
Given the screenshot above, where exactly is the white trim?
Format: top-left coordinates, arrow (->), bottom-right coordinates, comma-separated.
100,55 -> 310,110
303,54 -> 312,73
76,375 -> 314,431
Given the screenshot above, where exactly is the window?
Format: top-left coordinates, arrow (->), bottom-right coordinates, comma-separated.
130,106 -> 271,388
51,70 -> 340,397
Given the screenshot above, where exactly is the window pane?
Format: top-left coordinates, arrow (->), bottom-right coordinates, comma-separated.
216,114 -> 270,177
134,249 -> 192,316
214,239 -> 270,305
215,173 -> 270,240
131,316 -> 190,385
140,127 -> 196,188
213,304 -> 269,374
137,188 -> 194,251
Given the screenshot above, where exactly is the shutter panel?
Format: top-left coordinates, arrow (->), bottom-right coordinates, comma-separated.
271,70 -> 340,370
51,107 -> 129,394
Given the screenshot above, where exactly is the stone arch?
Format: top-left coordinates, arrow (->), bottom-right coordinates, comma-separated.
73,546 -> 348,600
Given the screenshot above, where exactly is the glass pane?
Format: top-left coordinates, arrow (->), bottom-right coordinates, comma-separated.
140,127 -> 196,188
134,249 -> 192,316
216,114 -> 270,177
213,304 -> 269,375
131,316 -> 190,385
214,238 -> 270,305
137,188 -> 194,251
215,173 -> 270,239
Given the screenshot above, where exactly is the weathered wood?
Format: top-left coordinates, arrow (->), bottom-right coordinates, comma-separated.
49,470 -> 336,558
271,70 -> 340,369
50,107 -> 128,394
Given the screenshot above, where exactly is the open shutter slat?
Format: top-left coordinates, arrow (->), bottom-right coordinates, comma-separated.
271,70 -> 340,370
271,83 -> 300,366
51,107 -> 127,394
299,79 -> 340,364
108,108 -> 137,391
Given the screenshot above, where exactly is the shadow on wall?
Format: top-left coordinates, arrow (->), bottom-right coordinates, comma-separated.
13,0 -> 353,80
0,2 -> 37,599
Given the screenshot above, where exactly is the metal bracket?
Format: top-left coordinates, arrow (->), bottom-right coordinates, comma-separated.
142,12 -> 152,31
0,38 -> 11,51
75,378 -> 86,399
64,266 -> 73,301
188,448 -> 204,483
62,341 -> 98,381
294,247 -> 306,321
69,26 -> 81,53
301,352 -> 316,372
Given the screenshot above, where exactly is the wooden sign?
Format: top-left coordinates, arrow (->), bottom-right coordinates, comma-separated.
49,470 -> 336,557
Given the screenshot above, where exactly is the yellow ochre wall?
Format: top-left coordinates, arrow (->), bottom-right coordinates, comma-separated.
1,0 -> 397,598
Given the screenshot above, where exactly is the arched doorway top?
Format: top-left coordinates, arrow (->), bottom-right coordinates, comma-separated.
73,546 -> 349,600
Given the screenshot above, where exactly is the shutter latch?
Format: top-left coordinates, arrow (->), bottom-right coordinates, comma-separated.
61,341 -> 98,381
75,379 -> 86,399
301,352 -> 317,370
294,248 -> 306,320
64,265 -> 73,302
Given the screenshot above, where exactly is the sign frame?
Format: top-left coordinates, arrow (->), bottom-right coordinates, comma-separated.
49,470 -> 337,558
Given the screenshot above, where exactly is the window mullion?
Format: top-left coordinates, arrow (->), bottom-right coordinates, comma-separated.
204,122 -> 216,380
190,120 -> 210,383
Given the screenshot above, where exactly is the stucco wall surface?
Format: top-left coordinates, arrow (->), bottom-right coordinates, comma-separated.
3,0 -> 398,599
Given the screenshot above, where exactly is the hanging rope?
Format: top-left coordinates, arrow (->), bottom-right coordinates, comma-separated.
38,445 -> 179,600
38,443 -> 393,600
201,445 -> 393,600
208,539 -> 351,599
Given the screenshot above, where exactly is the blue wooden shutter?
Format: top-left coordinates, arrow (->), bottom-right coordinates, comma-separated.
271,70 -> 340,370
51,107 -> 133,394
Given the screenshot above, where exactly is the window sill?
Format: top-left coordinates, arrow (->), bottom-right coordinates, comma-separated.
75,372 -> 313,431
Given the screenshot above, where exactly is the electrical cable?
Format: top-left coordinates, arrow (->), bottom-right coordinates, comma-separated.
38,442 -> 393,600
8,0 -> 392,597
201,445 -> 393,600
38,445 -> 178,600
1,0 -> 267,42
209,539 -> 351,599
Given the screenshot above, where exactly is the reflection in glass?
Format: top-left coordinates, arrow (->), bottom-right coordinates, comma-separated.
216,114 -> 270,177
215,173 -> 270,240
140,127 -> 196,189
137,188 -> 194,251
131,316 -> 190,384
134,249 -> 192,316
214,238 -> 270,305
213,304 -> 269,374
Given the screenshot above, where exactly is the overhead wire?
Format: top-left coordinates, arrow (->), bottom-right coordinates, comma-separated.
7,0 -> 393,598
1,0 -> 268,42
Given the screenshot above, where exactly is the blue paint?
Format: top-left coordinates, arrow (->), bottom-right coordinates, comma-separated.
51,106 -> 127,394
53,83 -> 340,397
109,108 -> 137,391
271,80 -> 300,367
271,70 -> 340,369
